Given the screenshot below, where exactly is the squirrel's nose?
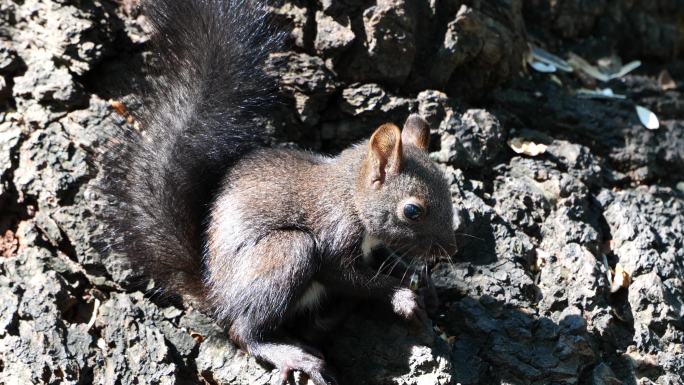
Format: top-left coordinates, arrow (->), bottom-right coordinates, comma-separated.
442,238 -> 457,256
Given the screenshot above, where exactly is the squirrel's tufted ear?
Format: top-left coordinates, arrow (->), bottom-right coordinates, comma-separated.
401,114 -> 430,152
367,123 -> 402,189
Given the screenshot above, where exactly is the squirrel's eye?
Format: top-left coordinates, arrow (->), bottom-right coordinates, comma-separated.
403,203 -> 424,221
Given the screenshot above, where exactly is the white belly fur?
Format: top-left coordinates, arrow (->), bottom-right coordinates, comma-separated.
295,280 -> 326,311
361,233 -> 382,265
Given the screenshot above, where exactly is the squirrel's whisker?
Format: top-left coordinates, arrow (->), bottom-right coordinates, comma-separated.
454,232 -> 484,241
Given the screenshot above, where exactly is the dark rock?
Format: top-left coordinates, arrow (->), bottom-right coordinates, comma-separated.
441,296 -> 595,384
546,139 -> 606,188
416,90 -> 453,130
341,83 -> 391,116
524,0 -> 684,60
0,118 -> 22,201
8,0 -> 119,76
492,77 -> 684,183
432,166 -> 537,308
432,109 -> 506,169
195,324 -> 278,384
0,40 -> 21,104
602,186 -> 684,381
314,11 -> 355,57
313,82 -> 414,146
493,161 -> 551,238
95,292 -> 178,384
592,362 -> 622,385
329,310 -> 452,385
0,41 -> 20,75
1,0 -> 684,383
269,2 -> 311,50
0,285 -> 18,335
13,58 -> 87,115
440,0 -> 526,96
266,51 -> 337,126
0,76 -> 9,105
13,122 -> 90,207
428,5 -> 485,87
362,0 -> 416,85
0,246 -> 95,385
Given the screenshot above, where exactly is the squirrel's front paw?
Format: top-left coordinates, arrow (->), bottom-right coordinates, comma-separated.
418,278 -> 440,317
391,288 -> 430,328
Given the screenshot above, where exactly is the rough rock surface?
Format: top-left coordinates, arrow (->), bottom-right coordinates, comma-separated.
1,0 -> 683,384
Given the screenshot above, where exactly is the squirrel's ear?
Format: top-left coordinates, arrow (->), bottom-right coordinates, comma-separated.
401,114 -> 430,152
367,123 -> 402,189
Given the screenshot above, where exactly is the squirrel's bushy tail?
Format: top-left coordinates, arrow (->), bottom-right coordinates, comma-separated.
101,0 -> 283,299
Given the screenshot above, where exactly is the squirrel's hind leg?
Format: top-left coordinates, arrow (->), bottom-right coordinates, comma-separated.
211,230 -> 336,385
230,317 -> 338,385
246,335 -> 336,385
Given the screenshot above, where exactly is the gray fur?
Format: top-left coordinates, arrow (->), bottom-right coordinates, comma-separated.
205,117 -> 455,384
100,0 -> 455,383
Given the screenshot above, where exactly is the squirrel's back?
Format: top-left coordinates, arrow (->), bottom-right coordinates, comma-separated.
101,0 -> 284,299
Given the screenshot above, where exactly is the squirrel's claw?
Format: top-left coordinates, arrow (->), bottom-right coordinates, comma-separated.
307,368 -> 338,385
279,366 -> 294,385
275,354 -> 337,385
278,366 -> 336,385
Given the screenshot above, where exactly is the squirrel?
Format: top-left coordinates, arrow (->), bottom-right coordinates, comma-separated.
101,0 -> 456,384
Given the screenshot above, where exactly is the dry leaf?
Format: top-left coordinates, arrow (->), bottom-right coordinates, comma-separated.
0,229 -> 19,258
528,60 -> 557,73
676,181 -> 684,193
611,60 -> 641,79
190,331 -> 205,343
610,263 -> 631,293
576,88 -> 626,100
635,105 -> 659,130
110,100 -> 127,116
658,70 -> 676,91
550,75 -> 563,86
567,53 -> 610,81
530,46 -> 572,72
568,53 -> 641,82
508,137 -> 548,156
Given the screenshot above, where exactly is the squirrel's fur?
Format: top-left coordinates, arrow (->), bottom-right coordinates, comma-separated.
101,1 -> 456,383
102,0 -> 284,299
